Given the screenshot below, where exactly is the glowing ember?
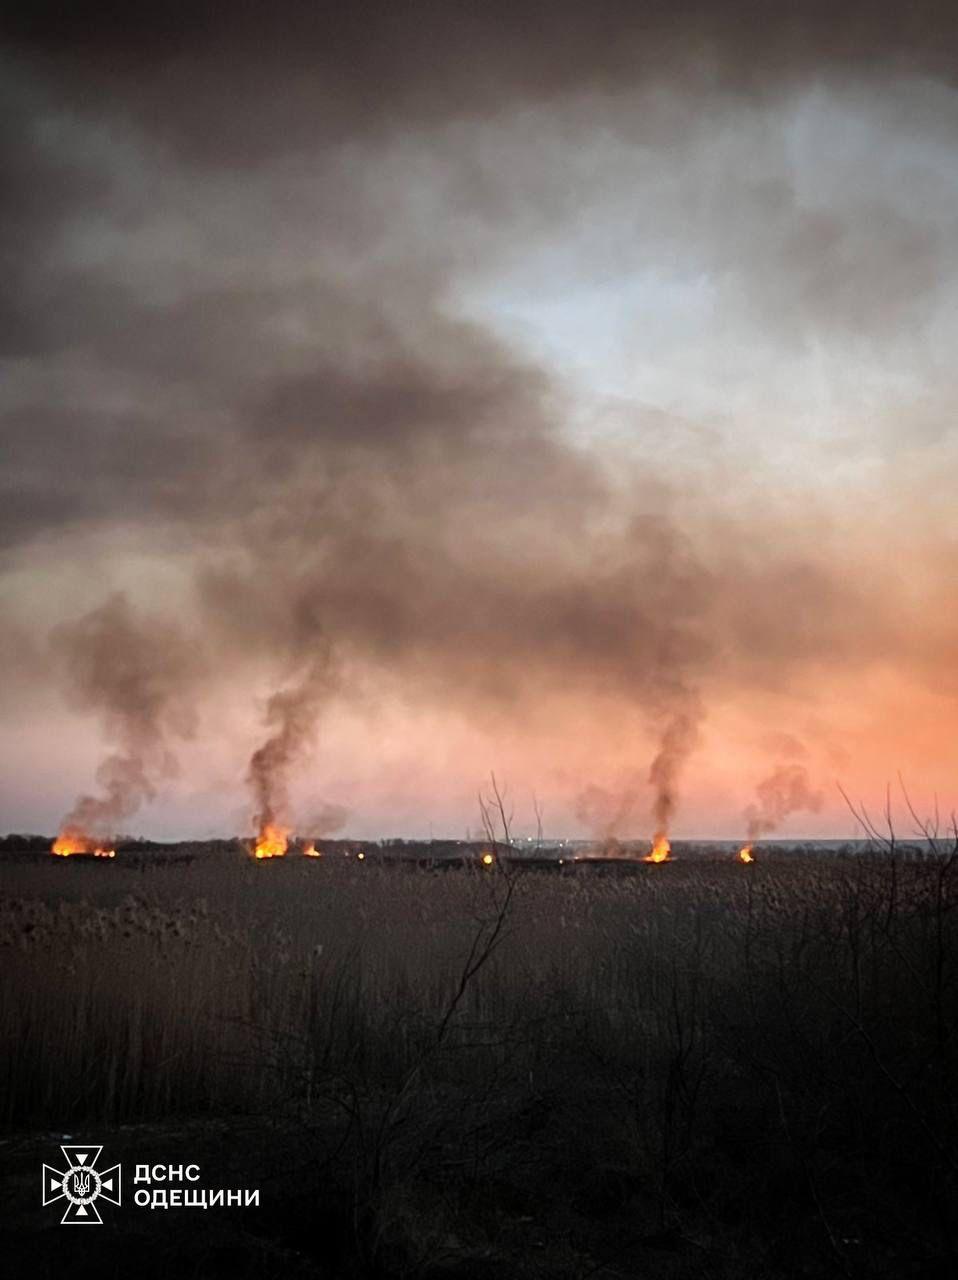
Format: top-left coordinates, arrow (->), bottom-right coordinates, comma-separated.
481,851 -> 495,867
644,832 -> 671,863
738,844 -> 754,863
51,830 -> 115,858
302,842 -> 321,858
252,822 -> 288,859
357,851 -> 365,861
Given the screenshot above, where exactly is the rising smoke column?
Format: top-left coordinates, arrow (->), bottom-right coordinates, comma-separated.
648,701 -> 701,841
744,762 -> 824,839
247,650 -> 333,855
573,696 -> 702,858
50,594 -> 201,849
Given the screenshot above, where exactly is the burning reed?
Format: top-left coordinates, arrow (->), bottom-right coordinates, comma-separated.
4,846 -> 958,1275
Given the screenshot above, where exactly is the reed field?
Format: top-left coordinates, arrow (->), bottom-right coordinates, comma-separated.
3,848 -> 957,1278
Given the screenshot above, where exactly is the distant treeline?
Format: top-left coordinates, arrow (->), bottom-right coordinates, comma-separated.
0,834 -> 498,859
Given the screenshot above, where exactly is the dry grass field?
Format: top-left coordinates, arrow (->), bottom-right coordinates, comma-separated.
2,848 -> 957,1278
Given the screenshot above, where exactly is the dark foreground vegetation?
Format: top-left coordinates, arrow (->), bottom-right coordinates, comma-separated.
2,845 -> 957,1279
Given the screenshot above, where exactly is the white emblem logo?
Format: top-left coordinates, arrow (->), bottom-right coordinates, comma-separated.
42,1145 -> 121,1224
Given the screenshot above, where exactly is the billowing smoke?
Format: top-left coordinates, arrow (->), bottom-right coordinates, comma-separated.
574,696 -> 702,850
247,652 -> 334,842
745,763 -> 824,839
5,4 -> 958,839
648,702 -> 702,838
50,594 -> 201,844
302,802 -> 350,838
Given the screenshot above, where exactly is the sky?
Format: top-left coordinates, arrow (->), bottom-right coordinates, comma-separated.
1,2 -> 957,842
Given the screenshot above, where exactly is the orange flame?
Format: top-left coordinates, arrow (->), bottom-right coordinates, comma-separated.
738,844 -> 754,863
302,841 -> 321,858
644,832 -> 672,863
481,851 -> 495,867
51,830 -> 116,858
52,833 -> 89,856
252,822 -> 288,859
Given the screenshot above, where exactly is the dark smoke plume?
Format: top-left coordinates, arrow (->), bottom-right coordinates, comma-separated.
50,594 -> 201,841
574,697 -> 702,848
247,651 -> 334,839
745,763 -> 824,839
648,702 -> 702,837
6,1 -> 956,840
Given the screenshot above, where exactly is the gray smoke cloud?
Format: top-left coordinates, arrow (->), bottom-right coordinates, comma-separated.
3,3 -> 958,835
648,703 -> 703,838
303,802 -> 350,840
745,764 -> 824,840
49,594 -> 202,842
247,652 -> 334,840
574,775 -> 643,845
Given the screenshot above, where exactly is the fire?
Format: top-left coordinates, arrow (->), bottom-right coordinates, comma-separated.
302,842 -> 321,858
481,851 -> 495,867
252,822 -> 288,859
52,833 -> 89,856
738,844 -> 754,863
51,830 -> 116,858
644,832 -> 671,863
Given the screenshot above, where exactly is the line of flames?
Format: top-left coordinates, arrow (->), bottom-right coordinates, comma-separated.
50,825 -> 753,867
271,838 -> 367,860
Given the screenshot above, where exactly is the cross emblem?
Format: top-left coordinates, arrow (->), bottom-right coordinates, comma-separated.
42,1145 -> 121,1224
